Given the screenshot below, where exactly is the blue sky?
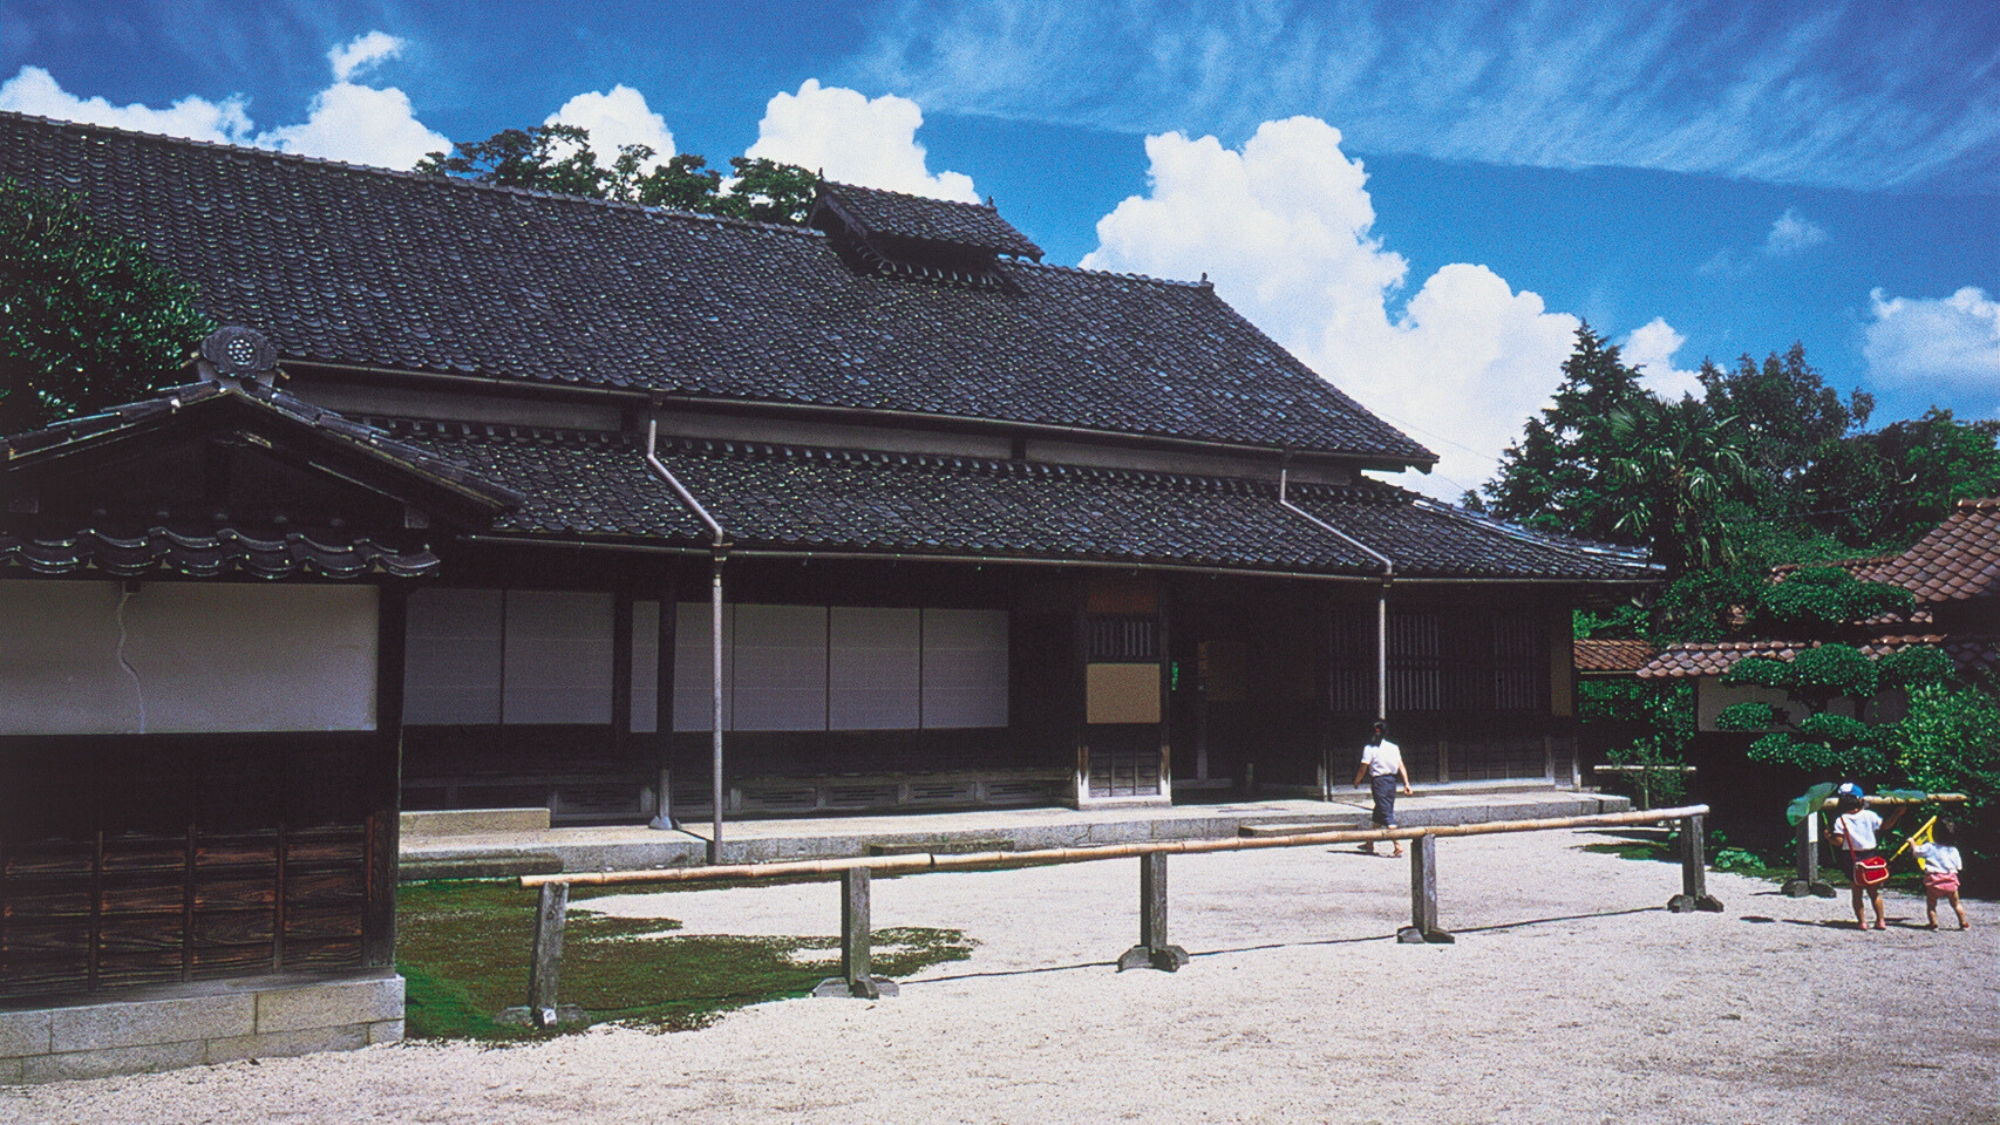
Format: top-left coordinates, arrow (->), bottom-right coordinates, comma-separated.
3,0 -> 1996,500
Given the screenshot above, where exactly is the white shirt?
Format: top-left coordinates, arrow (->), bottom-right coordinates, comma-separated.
1361,740 -> 1404,778
1914,842 -> 1962,874
1835,809 -> 1882,851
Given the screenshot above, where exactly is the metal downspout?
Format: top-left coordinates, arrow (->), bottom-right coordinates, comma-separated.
647,417 -> 731,863
1278,469 -> 1396,797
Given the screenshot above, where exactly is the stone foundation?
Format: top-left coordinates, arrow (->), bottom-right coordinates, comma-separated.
0,970 -> 402,1084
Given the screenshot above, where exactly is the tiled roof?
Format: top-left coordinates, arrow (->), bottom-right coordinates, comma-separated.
1636,635 -> 2000,679
0,526 -> 439,579
815,182 -> 1043,259
0,112 -> 1430,465
1574,639 -> 1658,673
1282,491 -> 1655,580
3,382 -> 517,580
379,421 -> 1656,580
5,381 -> 525,514
1846,498 -> 2000,603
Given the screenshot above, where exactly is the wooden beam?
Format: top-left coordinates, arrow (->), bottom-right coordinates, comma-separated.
532,804 -> 1719,887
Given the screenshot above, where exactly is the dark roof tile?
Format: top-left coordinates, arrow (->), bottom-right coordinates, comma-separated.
0,112 -> 1429,464
815,181 -> 1043,259
381,422 -> 1654,580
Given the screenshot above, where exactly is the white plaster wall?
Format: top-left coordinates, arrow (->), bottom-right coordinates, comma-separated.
1697,678 -> 1860,731
0,580 -> 377,734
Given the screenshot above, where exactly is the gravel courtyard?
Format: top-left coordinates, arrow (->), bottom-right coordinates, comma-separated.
6,828 -> 1994,1125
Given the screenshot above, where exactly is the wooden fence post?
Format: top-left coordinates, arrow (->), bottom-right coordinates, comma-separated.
814,866 -> 898,998
1118,852 -> 1189,971
1782,814 -> 1835,898
1667,814 -> 1724,913
528,882 -> 569,1027
1396,833 -> 1453,943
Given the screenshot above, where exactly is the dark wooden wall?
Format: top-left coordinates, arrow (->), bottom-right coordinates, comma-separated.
0,732 -> 396,1001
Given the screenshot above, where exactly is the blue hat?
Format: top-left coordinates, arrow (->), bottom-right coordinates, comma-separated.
1837,782 -> 1864,801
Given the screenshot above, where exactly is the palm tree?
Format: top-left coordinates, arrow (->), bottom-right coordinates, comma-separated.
1604,397 -> 1754,577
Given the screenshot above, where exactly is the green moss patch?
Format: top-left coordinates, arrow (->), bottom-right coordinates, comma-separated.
396,879 -> 974,1041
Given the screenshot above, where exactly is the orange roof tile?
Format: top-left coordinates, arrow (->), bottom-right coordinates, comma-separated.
1636,634 -> 2000,679
1574,638 -> 1658,673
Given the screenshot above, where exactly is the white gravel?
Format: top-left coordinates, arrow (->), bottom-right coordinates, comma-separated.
6,829 -> 1994,1125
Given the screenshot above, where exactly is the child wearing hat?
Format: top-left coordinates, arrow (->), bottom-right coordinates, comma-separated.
1830,785 -> 1906,931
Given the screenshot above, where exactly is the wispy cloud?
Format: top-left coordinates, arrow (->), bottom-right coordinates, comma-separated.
1698,206 -> 1830,274
328,30 -> 402,83
847,0 -> 2000,192
1762,208 -> 1827,256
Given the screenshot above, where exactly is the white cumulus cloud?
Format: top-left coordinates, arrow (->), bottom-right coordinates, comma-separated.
1864,287 -> 2000,407
329,30 -> 404,83
548,85 -> 676,171
1762,207 -> 1827,257
745,79 -> 977,201
1620,317 -> 1704,400
2,32 -> 448,172
0,64 -> 251,143
256,82 -> 450,170
1082,117 -> 1578,502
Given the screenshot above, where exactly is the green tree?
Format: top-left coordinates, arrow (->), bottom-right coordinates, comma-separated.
417,126 -> 817,225
1796,408 -> 2000,549
1482,324 -> 1653,542
1713,568 -> 1939,778
1893,681 -> 2000,880
1602,396 -> 1756,577
414,124 -> 613,198
708,157 -> 819,225
0,178 -> 213,434
1698,344 -> 1872,498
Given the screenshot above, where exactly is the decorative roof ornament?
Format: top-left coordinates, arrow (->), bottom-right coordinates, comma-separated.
196,325 -> 281,389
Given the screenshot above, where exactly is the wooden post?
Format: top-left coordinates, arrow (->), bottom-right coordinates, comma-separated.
1667,814 -> 1724,913
815,866 -> 897,998
1397,833 -> 1453,943
1782,814 -> 1835,898
649,585 -> 678,831
1117,852 -> 1189,971
528,882 -> 570,1026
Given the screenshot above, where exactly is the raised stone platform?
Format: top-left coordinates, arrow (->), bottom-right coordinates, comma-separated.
0,970 -> 403,1084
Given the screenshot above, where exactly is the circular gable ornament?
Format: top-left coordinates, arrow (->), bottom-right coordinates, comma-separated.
197,326 -> 280,388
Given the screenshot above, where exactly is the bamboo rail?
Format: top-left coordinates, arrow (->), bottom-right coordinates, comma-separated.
523,804 -> 1713,889
508,804 -> 1725,1010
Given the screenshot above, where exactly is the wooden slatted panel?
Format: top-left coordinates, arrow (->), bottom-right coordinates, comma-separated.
1,734 -> 382,1001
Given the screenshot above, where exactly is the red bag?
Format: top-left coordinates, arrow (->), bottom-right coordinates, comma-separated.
1854,855 -> 1890,887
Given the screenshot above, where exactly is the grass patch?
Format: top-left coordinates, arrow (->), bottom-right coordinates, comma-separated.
396,879 -> 974,1041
